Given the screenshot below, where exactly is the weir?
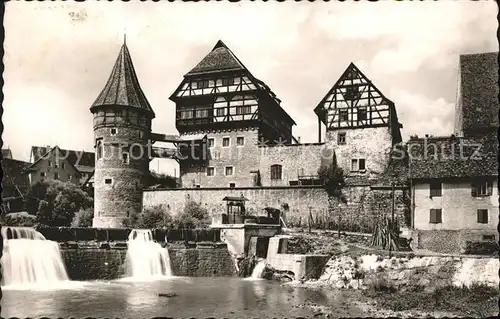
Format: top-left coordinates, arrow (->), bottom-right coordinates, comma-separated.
123,229 -> 172,280
1,227 -> 69,287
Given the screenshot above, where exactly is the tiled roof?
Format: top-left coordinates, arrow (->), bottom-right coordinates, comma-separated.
91,42 -> 155,117
2,149 -> 12,159
407,133 -> 498,179
458,52 -> 499,135
31,146 -> 95,168
186,40 -> 246,76
1,158 -> 31,198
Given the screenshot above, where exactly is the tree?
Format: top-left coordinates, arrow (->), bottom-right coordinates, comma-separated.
124,204 -> 173,229
26,180 -> 93,227
175,200 -> 211,229
318,152 -> 347,231
318,152 -> 347,202
146,171 -> 178,188
71,208 -> 94,227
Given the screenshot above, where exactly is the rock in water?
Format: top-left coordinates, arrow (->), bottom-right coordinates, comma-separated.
159,293 -> 177,298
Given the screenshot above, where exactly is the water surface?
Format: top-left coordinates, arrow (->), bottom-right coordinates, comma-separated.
2,277 -> 356,318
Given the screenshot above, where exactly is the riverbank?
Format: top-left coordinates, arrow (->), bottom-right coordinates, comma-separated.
279,230 -> 499,317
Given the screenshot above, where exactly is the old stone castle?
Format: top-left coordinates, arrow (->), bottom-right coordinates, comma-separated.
89,39 -> 498,253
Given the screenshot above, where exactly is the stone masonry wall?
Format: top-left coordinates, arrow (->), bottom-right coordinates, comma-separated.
168,248 -> 236,277
62,248 -> 127,280
61,247 -> 236,280
180,129 -> 260,188
93,108 -> 151,228
143,186 -> 329,227
325,127 -> 394,177
416,229 -> 499,254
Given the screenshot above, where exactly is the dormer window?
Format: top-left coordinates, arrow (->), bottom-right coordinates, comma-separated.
110,128 -> 117,136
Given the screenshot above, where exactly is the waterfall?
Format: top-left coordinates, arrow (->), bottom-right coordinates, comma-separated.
123,229 -> 172,280
1,227 -> 69,287
250,259 -> 268,279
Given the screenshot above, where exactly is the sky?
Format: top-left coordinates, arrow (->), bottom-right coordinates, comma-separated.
3,1 -> 498,175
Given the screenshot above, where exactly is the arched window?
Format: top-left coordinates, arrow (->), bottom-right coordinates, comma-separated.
270,164 -> 282,180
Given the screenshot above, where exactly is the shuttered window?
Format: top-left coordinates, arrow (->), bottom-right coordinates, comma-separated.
477,209 -> 488,224
429,209 -> 442,224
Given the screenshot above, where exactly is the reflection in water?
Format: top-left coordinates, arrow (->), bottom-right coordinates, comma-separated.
1,277 -> 345,318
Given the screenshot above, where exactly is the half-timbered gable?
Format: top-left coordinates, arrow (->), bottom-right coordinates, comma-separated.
170,40 -> 296,144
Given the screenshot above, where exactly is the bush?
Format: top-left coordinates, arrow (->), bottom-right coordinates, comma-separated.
0,213 -> 37,227
71,208 -> 94,227
173,200 -> 211,229
26,180 -> 93,227
124,204 -> 173,229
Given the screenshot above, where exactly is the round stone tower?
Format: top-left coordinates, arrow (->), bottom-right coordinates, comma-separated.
90,40 -> 155,228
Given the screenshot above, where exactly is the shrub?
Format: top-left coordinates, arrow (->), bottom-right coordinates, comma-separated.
0,213 -> 37,227
124,204 -> 173,229
173,200 -> 211,229
71,208 -> 94,227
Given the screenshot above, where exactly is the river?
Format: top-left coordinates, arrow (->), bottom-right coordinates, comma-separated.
1,277 -> 367,318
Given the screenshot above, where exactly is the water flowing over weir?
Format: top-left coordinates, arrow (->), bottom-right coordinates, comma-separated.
250,259 -> 268,279
1,227 -> 69,287
124,229 -> 172,280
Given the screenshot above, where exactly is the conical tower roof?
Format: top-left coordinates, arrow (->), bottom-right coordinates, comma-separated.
185,40 -> 247,76
91,39 -> 155,117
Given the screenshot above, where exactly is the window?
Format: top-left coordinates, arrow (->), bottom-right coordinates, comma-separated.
236,105 -> 252,115
229,183 -> 236,188
430,181 -> 442,197
54,173 -> 59,180
62,163 -> 65,169
195,108 -> 209,118
339,109 -> 348,122
270,164 -> 282,180
359,159 -> 366,171
344,85 -> 360,100
351,159 -> 358,172
181,110 -> 194,119
48,160 -> 52,167
213,150 -> 221,160
225,166 -> 234,176
110,128 -> 117,135
483,235 -> 495,241
69,175 -> 72,181
208,138 -> 215,148
207,167 -> 215,176
236,136 -> 245,146
196,185 -> 201,188
429,209 -> 442,224
40,172 -> 45,177
289,181 -> 299,186
338,133 -> 346,145
358,107 -> 367,121
54,161 -> 59,168
222,137 -> 230,147
122,153 -> 130,164
472,181 -> 493,197
197,80 -> 210,89
96,140 -> 103,160
216,108 -> 225,117
222,78 -> 234,86
477,209 -> 488,224
105,178 -> 113,185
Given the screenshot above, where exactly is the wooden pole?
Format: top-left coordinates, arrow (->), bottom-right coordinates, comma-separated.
338,204 -> 341,238
390,180 -> 395,258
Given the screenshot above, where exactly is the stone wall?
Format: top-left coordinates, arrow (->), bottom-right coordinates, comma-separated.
143,186 -> 329,227
60,247 -> 236,280
415,229 -> 499,254
62,248 -> 127,280
168,248 -> 236,277
93,108 -> 151,228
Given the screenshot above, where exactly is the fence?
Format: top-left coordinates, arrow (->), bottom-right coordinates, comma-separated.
33,226 -> 221,243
